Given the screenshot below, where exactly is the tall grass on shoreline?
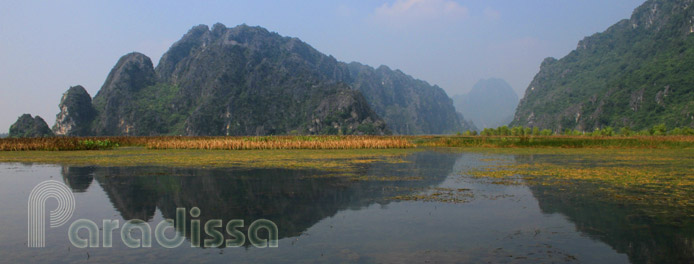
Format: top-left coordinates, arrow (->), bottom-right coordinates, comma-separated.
463,124 -> 694,137
0,136 -> 415,151
0,137 -> 126,151
146,136 -> 415,150
415,135 -> 694,148
1,135 -> 693,151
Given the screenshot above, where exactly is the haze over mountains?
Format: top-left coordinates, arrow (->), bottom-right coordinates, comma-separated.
37,23 -> 473,137
453,78 -> 518,130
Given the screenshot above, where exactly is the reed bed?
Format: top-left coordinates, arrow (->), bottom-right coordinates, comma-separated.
0,136 -> 160,151
0,136 -> 414,151
146,136 -> 415,150
414,135 -> 694,148
2,135 -> 693,151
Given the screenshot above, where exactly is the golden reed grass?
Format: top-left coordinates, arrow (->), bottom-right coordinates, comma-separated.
0,136 -> 415,151
4,135 -> 691,151
146,136 -> 415,150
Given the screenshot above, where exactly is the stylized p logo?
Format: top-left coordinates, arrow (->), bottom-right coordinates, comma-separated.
28,180 -> 75,247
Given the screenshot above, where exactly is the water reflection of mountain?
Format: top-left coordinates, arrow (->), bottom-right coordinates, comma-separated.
60,151 -> 459,244
61,166 -> 95,192
519,157 -> 694,264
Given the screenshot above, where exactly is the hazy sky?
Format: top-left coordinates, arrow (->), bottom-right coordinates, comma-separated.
0,0 -> 645,132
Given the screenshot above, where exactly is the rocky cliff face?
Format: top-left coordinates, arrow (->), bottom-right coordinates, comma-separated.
308,89 -> 388,135
91,52 -> 157,135
512,0 -> 694,131
347,63 -> 470,134
53,23 -> 465,136
9,114 -> 54,138
53,85 -> 96,136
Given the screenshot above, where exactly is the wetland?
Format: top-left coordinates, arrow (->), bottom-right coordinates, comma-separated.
0,143 -> 691,263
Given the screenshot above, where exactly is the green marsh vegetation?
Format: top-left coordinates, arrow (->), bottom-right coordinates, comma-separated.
427,124 -> 694,148
0,132 -> 692,172
1,131 -> 692,193
0,132 -> 692,224
2,125 -> 693,151
417,135 -> 694,148
390,187 -> 474,204
0,147 -> 415,171
462,148 -> 694,222
462,124 -> 694,137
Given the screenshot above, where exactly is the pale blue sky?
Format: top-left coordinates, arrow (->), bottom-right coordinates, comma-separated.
0,0 -> 644,132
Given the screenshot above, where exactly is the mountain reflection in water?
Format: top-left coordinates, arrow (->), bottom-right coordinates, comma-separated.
60,151 -> 459,243
2,150 -> 685,263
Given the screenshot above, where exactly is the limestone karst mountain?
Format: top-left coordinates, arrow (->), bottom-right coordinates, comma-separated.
9,114 -> 54,138
512,0 -> 694,131
54,23 -> 468,136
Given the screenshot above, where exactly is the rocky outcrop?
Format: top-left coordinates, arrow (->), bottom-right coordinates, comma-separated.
91,52 -> 156,135
308,88 -> 388,135
9,114 -> 54,138
53,85 -> 96,136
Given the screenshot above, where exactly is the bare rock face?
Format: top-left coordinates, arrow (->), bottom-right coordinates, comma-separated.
309,89 -> 388,135
9,114 -> 54,138
53,85 -> 96,136
347,63 -> 467,134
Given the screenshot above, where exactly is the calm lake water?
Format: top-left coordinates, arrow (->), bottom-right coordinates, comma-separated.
0,150 -> 691,263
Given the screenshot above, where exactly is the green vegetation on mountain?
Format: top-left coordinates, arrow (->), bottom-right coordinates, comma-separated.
53,23 -> 465,136
8,114 -> 54,138
512,0 -> 694,132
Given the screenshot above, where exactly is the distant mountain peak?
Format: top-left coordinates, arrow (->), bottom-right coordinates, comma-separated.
453,78 -> 518,130
9,114 -> 54,138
